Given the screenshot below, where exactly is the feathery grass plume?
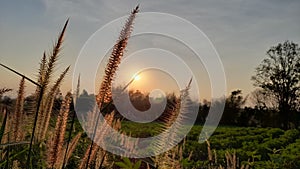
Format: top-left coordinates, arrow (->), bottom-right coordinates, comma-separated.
35,18 -> 68,116
26,20 -> 69,167
95,148 -> 107,169
63,132 -> 82,166
119,133 -> 140,157
0,108 -> 8,144
92,112 -> 116,164
34,20 -> 68,143
33,52 -> 47,106
94,111 -> 115,144
2,108 -> 12,145
225,151 -> 236,169
0,88 -> 12,97
38,66 -> 70,141
62,94 -> 79,168
43,19 -> 69,89
224,151 -> 250,169
35,52 -> 47,97
154,79 -> 193,168
154,145 -> 182,169
206,139 -> 213,164
12,77 -> 25,142
33,52 -> 47,138
96,5 -> 139,106
36,19 -> 69,139
47,92 -> 72,169
85,5 -> 139,169
80,112 -> 115,169
75,74 -> 80,104
79,144 -> 100,169
12,160 -> 21,169
153,93 -> 180,154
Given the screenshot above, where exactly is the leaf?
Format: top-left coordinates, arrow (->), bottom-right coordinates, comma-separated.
0,147 -> 29,166
123,157 -> 133,168
115,161 -> 129,168
0,141 -> 29,147
133,160 -> 142,169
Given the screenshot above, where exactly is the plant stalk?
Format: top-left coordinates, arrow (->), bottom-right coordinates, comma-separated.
26,85 -> 44,169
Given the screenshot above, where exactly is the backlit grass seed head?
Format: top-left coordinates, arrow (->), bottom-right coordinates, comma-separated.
47,92 -> 72,168
96,5 -> 139,107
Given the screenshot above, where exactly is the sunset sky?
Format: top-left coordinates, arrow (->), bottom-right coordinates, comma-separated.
1,0 -> 300,101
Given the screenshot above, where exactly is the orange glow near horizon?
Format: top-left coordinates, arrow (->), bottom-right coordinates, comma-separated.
128,69 -> 181,97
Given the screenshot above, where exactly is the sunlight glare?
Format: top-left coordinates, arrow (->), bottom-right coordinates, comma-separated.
134,74 -> 141,81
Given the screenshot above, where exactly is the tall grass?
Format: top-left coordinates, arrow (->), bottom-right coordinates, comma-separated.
205,139 -> 250,169
0,18 -> 72,168
96,5 -> 139,106
154,79 -> 193,169
62,75 -> 80,168
47,92 -> 72,168
0,88 -> 12,97
0,5 -> 258,169
25,19 -> 70,168
39,66 -> 70,141
12,77 -> 25,142
35,19 -> 70,142
84,5 -> 139,169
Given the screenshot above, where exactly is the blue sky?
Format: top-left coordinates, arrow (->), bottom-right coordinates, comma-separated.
0,0 -> 300,100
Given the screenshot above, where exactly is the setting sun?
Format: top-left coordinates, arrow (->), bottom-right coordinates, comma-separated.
134,74 -> 141,81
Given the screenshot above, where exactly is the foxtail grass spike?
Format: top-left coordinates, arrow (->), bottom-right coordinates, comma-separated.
38,52 -> 47,86
62,95 -> 78,168
0,88 -> 12,96
27,20 -> 69,168
86,6 -> 139,169
96,5 -> 139,107
0,108 -> 8,143
39,66 -> 70,141
62,132 -> 82,168
35,52 -> 47,98
13,77 -> 25,142
75,74 -> 80,104
43,19 -> 69,89
47,92 -> 72,168
154,79 -> 193,159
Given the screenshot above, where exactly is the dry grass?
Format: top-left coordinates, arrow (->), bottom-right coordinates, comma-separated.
0,5 -> 255,169
83,5 -> 139,169
63,132 -> 82,166
205,139 -> 250,169
12,78 -> 25,142
47,92 -> 72,168
38,66 -> 70,141
96,5 -> 139,106
0,88 -> 12,96
35,19 -> 69,143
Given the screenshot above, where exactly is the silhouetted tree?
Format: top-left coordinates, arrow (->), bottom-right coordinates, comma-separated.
196,99 -> 210,124
251,40 -> 300,129
129,90 -> 150,111
221,90 -> 246,125
249,89 -> 278,111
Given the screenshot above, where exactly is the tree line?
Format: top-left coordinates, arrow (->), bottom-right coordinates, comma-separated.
1,41 -> 299,130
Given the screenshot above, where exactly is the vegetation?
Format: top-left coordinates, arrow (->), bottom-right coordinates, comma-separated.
122,123 -> 300,169
0,5 -> 299,169
251,41 -> 300,129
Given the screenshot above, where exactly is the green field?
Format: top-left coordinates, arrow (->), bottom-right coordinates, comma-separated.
122,122 -> 300,169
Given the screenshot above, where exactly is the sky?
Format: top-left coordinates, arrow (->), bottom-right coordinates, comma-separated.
0,0 -> 300,101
